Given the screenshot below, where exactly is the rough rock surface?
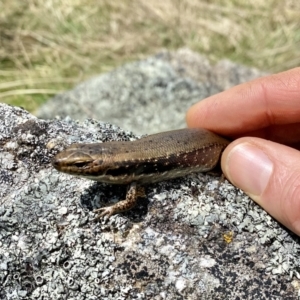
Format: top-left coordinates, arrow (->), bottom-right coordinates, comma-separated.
2,50 -> 299,299
37,48 -> 267,135
1,103 -> 300,299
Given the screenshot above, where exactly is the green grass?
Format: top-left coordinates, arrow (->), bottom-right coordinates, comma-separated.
0,0 -> 299,112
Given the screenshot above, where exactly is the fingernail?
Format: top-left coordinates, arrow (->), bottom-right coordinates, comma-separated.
225,143 -> 273,196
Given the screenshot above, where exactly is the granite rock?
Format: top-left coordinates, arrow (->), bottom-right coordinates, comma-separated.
0,102 -> 299,299
37,48 -> 267,135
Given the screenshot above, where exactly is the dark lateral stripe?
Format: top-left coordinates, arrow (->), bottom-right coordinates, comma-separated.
103,146 -> 222,177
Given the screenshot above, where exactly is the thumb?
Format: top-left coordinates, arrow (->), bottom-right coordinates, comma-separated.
221,137 -> 300,235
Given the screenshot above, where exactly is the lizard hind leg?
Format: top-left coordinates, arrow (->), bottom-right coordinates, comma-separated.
93,182 -> 145,219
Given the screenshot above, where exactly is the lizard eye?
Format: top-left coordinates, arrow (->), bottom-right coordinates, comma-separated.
73,161 -> 87,168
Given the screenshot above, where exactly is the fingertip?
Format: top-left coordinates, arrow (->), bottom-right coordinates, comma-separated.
221,137 -> 300,235
221,139 -> 273,200
186,102 -> 199,128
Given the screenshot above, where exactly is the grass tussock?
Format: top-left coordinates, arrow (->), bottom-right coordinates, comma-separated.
0,0 -> 299,112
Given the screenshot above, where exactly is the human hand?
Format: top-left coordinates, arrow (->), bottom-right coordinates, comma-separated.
186,67 -> 300,235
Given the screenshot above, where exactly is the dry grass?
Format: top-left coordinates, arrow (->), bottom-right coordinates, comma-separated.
0,0 -> 300,112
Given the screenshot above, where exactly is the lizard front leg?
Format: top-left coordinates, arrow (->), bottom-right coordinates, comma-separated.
93,182 -> 145,219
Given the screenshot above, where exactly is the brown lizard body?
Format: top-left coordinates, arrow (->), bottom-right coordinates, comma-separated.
52,128 -> 229,218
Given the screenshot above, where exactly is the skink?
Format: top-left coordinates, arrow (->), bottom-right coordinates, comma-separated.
52,128 -> 230,218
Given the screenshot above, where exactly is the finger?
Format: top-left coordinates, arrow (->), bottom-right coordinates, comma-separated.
233,123 -> 300,147
221,137 -> 300,235
186,67 -> 300,137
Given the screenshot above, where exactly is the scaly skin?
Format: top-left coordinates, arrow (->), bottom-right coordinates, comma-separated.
52,128 -> 230,217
